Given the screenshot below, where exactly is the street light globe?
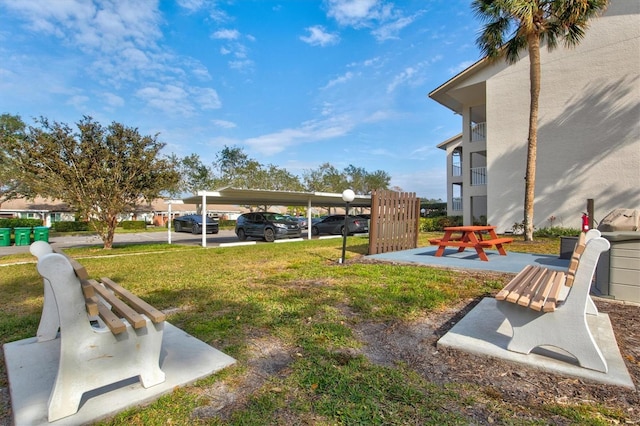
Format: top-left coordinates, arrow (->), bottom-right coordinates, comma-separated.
342,189 -> 355,203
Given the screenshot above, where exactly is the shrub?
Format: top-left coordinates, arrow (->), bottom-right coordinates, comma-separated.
52,221 -> 90,232
419,216 -> 462,232
0,218 -> 43,229
533,227 -> 580,238
120,220 -> 147,230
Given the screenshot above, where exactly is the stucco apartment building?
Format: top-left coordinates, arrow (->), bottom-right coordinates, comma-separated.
429,0 -> 639,233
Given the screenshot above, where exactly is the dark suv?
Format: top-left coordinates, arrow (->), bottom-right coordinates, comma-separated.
173,214 -> 219,234
311,215 -> 369,236
235,212 -> 301,242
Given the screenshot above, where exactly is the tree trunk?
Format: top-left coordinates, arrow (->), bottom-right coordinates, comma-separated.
524,34 -> 541,242
103,215 -> 118,249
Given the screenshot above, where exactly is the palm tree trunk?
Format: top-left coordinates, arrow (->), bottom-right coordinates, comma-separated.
524,33 -> 541,242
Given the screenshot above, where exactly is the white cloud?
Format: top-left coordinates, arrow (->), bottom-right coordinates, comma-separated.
326,0 -> 423,42
386,66 -> 417,93
211,29 -> 240,40
326,0 -> 383,27
66,94 -> 89,109
135,84 -> 221,116
212,119 -> 236,129
102,92 -> 125,107
176,0 -> 205,12
244,116 -> 354,156
371,15 -> 416,41
229,59 -> 254,71
322,71 -> 355,89
300,25 -> 340,47
136,85 -> 190,113
193,87 -> 222,110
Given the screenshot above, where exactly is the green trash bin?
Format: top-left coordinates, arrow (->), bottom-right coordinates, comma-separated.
14,227 -> 32,246
0,228 -> 10,247
34,226 -> 50,242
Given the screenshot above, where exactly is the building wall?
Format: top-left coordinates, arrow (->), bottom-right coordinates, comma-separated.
486,0 -> 640,232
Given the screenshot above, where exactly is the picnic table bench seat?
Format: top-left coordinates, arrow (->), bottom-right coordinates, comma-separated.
30,241 -> 166,422
495,230 -> 610,372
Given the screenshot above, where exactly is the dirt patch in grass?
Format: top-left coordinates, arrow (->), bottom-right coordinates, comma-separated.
351,297 -> 640,424
183,294 -> 638,424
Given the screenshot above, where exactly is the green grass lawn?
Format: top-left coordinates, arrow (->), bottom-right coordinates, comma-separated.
1,234 -> 623,425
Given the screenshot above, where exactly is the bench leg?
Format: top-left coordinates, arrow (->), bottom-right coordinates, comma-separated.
37,280 -> 60,342
497,302 -> 607,373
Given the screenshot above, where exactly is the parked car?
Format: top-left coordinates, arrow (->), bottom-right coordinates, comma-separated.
311,215 -> 369,236
311,215 -> 327,224
235,212 -> 301,242
295,217 -> 308,229
173,214 -> 219,234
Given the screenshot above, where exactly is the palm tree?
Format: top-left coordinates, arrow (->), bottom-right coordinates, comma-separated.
472,0 -> 609,241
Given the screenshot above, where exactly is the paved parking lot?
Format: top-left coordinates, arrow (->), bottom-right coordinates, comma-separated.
0,229 -> 337,257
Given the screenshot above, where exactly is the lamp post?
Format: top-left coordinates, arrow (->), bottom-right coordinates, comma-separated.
340,189 -> 355,264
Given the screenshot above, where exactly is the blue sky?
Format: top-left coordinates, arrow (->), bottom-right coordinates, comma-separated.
0,0 -> 483,200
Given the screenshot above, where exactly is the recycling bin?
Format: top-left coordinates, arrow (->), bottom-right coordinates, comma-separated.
0,228 -> 10,246
34,226 -> 50,242
14,227 -> 32,246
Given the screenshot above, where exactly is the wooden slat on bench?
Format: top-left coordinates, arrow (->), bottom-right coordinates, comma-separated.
542,272 -> 567,312
528,270 -> 560,311
516,268 -> 554,308
96,301 -> 127,334
100,277 -> 166,324
89,279 -> 147,329
495,265 -> 536,301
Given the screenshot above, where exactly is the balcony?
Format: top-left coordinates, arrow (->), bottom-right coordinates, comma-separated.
471,122 -> 486,142
452,197 -> 462,212
471,167 -> 487,186
452,164 -> 462,177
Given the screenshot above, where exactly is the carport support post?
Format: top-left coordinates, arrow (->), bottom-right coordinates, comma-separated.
165,199 -> 183,245
340,189 -> 355,264
307,199 -> 312,240
201,193 -> 207,248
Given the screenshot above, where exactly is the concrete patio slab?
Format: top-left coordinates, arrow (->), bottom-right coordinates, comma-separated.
3,322 -> 236,425
368,246 -> 570,274
437,298 -> 634,389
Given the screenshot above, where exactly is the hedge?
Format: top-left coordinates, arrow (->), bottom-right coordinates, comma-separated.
52,221 -> 90,232
419,216 -> 463,232
0,218 -> 43,229
120,220 -> 147,230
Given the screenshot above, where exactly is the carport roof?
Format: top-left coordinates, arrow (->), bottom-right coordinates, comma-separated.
182,187 -> 372,208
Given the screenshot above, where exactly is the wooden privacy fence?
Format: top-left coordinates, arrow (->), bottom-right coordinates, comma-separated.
368,190 -> 420,255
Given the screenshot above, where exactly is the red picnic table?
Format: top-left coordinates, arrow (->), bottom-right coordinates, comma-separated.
429,225 -> 514,261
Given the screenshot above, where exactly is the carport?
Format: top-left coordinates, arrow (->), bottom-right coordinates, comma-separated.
182,187 -> 372,247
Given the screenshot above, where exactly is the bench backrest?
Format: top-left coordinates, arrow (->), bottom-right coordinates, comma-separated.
39,244 -> 165,334
564,231 -> 586,287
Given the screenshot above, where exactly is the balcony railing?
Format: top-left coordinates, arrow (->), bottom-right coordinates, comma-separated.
471,122 -> 486,142
452,198 -> 462,211
452,164 -> 462,177
471,167 -> 487,186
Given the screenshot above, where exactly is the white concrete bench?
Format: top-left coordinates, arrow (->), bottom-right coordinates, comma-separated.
30,241 -> 166,422
495,229 -> 611,372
